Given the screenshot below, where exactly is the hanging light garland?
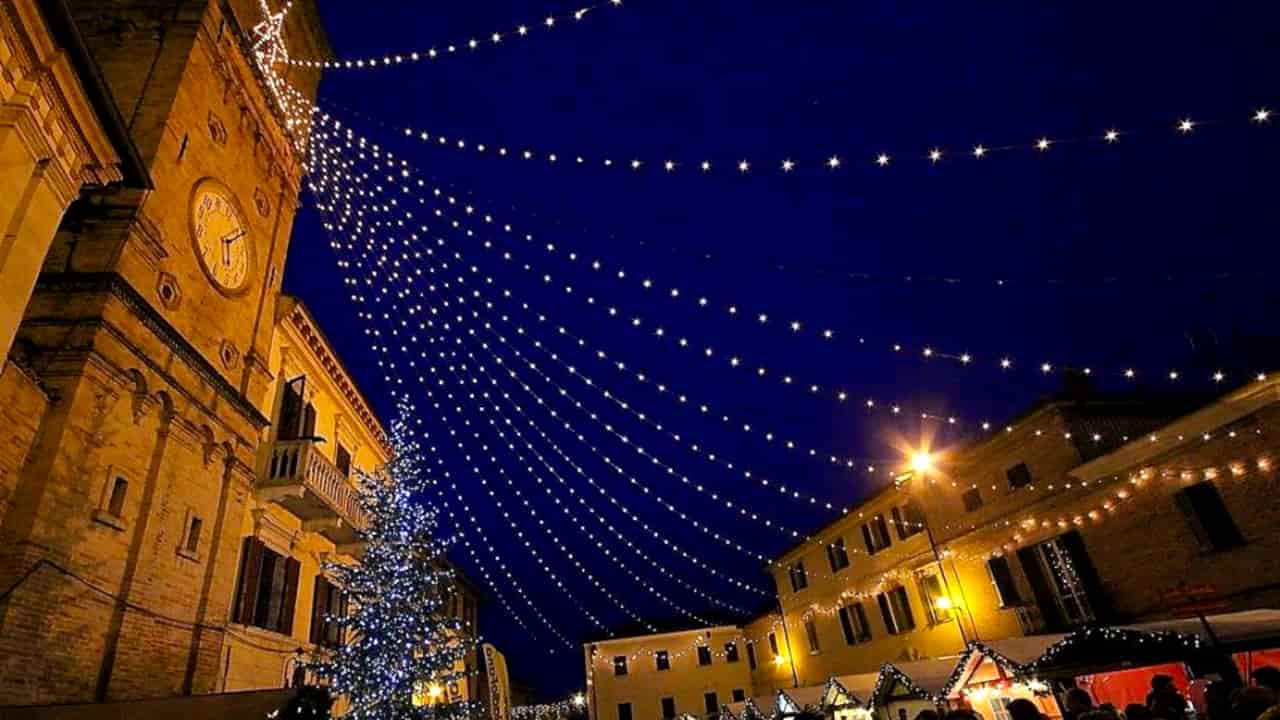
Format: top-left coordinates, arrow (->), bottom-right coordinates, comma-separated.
311,156 -> 578,650
309,132 -> 936,560
287,0 -> 625,70
311,135 -> 773,604
387,101 -> 1273,177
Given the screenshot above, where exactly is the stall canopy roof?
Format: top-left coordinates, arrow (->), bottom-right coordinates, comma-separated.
834,671 -> 882,704
780,685 -> 827,712
885,658 -> 968,697
979,634 -> 1071,666
724,701 -> 746,719
1121,610 -> 1280,649
751,694 -> 779,715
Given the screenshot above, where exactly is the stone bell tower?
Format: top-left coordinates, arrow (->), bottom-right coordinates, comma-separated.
0,0 -> 329,705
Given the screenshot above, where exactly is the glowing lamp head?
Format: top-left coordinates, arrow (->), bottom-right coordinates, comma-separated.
573,693 -> 586,707
773,654 -> 787,667
427,684 -> 443,698
934,596 -> 955,611
910,451 -> 934,475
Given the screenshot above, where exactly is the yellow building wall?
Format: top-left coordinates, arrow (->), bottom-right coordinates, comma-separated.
588,627 -> 752,720
768,489 -> 968,689
225,298 -> 390,692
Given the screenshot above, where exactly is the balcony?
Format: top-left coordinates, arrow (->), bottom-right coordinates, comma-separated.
259,439 -> 368,553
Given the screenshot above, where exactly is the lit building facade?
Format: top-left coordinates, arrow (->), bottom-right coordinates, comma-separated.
585,380 -> 1280,718
586,626 -> 753,720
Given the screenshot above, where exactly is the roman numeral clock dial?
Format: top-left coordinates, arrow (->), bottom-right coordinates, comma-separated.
190,179 -> 253,294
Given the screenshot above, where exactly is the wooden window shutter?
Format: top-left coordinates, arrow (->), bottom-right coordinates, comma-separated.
310,576 -> 331,645
234,537 -> 264,626
280,556 -> 301,636
862,524 -> 876,554
877,592 -> 897,634
1176,482 -> 1245,552
1017,546 -> 1065,630
1059,530 -> 1112,621
986,556 -> 1023,607
892,507 -> 908,540
301,404 -> 317,439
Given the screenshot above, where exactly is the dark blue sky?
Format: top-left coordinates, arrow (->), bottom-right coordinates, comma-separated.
284,0 -> 1279,697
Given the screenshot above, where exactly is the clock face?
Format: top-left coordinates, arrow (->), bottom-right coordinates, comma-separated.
190,180 -> 253,293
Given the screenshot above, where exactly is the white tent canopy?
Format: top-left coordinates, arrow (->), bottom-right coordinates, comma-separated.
1121,610 -> 1280,648
832,671 -> 881,705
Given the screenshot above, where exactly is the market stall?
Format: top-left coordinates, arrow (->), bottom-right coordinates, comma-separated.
827,672 -> 880,720
868,660 -> 958,720
943,639 -> 1067,720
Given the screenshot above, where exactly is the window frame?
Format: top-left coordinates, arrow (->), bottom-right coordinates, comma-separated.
804,618 -> 821,654
617,703 -> 633,720
961,487 -> 984,513
746,641 -> 757,670
724,641 -> 739,663
986,555 -> 1024,608
1006,462 -> 1033,490
613,655 -> 628,676
788,561 -> 809,592
918,571 -> 953,625
1175,481 -> 1246,552
696,644 -> 713,666
655,649 -> 671,671
827,537 -> 851,573
661,697 -> 677,720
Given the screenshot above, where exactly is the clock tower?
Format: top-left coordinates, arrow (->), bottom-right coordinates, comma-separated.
0,0 -> 329,705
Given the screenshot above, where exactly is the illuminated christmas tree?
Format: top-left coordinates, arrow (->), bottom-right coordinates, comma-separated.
312,403 -> 475,719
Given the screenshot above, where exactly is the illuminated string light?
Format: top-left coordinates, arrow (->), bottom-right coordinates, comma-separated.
287,1 -> 621,69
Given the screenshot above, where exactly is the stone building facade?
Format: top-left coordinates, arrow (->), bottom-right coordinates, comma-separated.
0,0 -> 332,706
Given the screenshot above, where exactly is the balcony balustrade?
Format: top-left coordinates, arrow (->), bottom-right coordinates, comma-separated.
259,439 -> 367,552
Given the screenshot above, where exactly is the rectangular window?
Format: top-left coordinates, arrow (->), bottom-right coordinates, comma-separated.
1006,462 -> 1033,490
987,556 -> 1023,608
893,501 -> 925,540
1034,536 -> 1095,625
878,586 -> 916,635
851,601 -> 872,641
310,575 -> 348,648
804,618 -> 821,654
862,514 -> 892,554
613,656 -> 628,676
704,692 -> 719,715
767,632 -> 779,655
278,377 -> 305,440
107,477 -> 129,517
184,515 -> 203,554
919,572 -> 953,624
990,698 -> 1014,720
697,645 -> 712,666
724,641 -> 739,663
335,444 -> 352,477
838,605 -> 857,645
656,649 -> 670,671
788,561 -> 808,592
746,641 -> 757,670
618,704 -> 632,720
827,537 -> 851,573
733,689 -> 747,702
662,698 -> 677,719
1175,481 -> 1245,552
962,487 -> 984,512
233,537 -> 300,635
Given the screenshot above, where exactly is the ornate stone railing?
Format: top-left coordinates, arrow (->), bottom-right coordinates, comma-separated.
265,439 -> 367,531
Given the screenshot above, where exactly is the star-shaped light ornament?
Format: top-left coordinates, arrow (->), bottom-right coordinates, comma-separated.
252,0 -> 292,72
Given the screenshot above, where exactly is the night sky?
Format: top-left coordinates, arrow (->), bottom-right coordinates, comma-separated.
283,1 -> 1280,698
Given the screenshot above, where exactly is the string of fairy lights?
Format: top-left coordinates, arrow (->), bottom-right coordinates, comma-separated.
390,99 -> 1273,179
286,18 -> 1280,653
303,110 -> 1273,457
307,110 -> 1241,520
312,128 -> 768,638
286,0 -> 625,70
307,121 -> 946,560
310,140 -> 582,649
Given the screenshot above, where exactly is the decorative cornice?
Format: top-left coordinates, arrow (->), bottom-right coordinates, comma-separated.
31,272 -> 270,428
284,300 -> 389,451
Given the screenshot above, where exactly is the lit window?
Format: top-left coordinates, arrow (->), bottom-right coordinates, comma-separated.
827,537 -> 850,572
